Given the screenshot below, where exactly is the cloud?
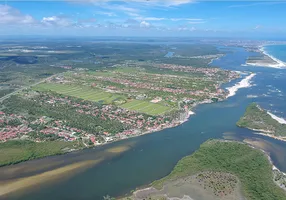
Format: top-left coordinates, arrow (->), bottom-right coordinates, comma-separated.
188,21 -> 206,24
94,11 -> 116,17
41,16 -> 74,26
140,20 -> 151,28
124,18 -> 139,24
141,17 -> 165,21
0,5 -> 36,25
88,0 -> 193,7
254,25 -> 261,30
229,2 -> 286,8
170,18 -> 203,21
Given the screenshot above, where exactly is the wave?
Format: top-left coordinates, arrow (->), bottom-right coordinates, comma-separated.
226,73 -> 256,98
260,46 -> 286,69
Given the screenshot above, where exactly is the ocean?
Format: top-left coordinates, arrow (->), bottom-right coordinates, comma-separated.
1,45 -> 286,200
264,44 -> 286,65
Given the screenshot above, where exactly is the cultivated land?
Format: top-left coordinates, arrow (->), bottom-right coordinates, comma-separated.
124,140 -> 286,200
0,39 -> 239,166
237,103 -> 286,141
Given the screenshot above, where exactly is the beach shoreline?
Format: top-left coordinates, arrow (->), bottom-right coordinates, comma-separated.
251,130 -> 286,142
244,45 -> 286,69
267,111 -> 286,124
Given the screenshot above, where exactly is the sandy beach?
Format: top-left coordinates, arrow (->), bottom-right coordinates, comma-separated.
260,46 -> 286,68
245,46 -> 286,69
267,111 -> 286,124
226,73 -> 256,98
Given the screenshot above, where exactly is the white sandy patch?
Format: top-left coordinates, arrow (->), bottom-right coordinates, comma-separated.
226,73 -> 256,98
188,111 -> 195,115
246,95 -> 258,98
267,111 -> 286,124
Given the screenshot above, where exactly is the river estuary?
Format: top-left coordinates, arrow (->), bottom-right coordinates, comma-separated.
1,46 -> 286,200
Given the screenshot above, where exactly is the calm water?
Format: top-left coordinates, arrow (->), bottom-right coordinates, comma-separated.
164,52 -> 174,58
264,44 -> 286,62
1,45 -> 286,200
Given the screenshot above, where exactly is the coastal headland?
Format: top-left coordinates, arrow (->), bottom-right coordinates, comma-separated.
237,103 -> 286,142
122,140 -> 286,200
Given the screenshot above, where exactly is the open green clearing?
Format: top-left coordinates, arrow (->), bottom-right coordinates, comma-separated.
152,140 -> 286,200
33,83 -> 172,116
33,83 -> 125,104
121,100 -> 173,116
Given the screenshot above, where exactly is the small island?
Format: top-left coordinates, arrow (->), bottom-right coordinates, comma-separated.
123,140 -> 286,200
237,103 -> 286,141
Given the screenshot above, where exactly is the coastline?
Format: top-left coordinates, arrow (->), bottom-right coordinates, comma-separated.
252,130 -> 286,142
0,70 -> 243,167
245,45 -> 286,69
245,140 -> 286,192
267,111 -> 286,124
260,45 -> 286,68
240,126 -> 286,142
122,139 -> 286,199
237,106 -> 286,142
226,73 -> 256,98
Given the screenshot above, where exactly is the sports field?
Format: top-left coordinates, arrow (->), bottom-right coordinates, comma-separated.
121,100 -> 172,116
33,83 -> 172,116
33,83 -> 124,104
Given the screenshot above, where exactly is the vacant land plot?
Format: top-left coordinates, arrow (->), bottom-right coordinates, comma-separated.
121,100 -> 172,116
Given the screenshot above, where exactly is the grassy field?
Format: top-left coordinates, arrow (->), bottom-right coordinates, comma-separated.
33,83 -> 124,104
152,140 -> 286,200
0,140 -> 84,167
33,83 -> 172,116
121,100 -> 172,116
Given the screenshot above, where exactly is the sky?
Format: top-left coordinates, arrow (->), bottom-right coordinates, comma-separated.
0,0 -> 285,38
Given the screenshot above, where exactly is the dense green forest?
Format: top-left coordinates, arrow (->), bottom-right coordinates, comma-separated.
153,140 -> 286,200
237,103 -> 286,136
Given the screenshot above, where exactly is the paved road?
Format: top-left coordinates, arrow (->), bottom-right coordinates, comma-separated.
0,74 -> 59,103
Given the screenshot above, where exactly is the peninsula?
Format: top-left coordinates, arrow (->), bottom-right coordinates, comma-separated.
123,140 -> 286,200
237,103 -> 286,141
245,46 -> 286,69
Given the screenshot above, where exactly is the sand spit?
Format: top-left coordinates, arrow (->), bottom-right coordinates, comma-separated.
267,111 -> 286,124
260,46 -> 286,68
0,159 -> 102,197
245,46 -> 286,69
226,73 -> 256,98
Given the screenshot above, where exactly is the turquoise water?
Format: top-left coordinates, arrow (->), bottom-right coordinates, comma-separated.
1,45 -> 286,200
264,44 -> 286,63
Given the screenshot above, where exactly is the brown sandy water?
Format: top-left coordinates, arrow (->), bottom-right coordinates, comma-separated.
0,160 -> 101,197
0,142 -> 134,199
